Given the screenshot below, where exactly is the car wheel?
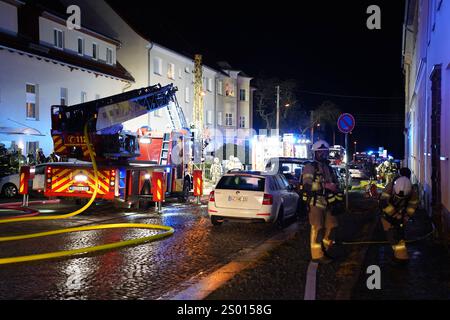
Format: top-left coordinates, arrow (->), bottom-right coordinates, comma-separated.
276,207 -> 286,229
211,216 -> 223,226
2,183 -> 18,199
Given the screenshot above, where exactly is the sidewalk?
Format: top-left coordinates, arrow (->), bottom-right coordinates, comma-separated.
352,207 -> 450,300
205,191 -> 379,300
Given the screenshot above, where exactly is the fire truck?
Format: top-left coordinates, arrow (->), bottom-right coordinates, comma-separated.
44,83 -> 197,206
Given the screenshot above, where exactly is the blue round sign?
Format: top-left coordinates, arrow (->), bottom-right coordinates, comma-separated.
337,113 -> 355,133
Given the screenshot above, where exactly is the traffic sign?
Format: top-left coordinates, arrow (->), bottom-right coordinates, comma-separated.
337,113 -> 356,134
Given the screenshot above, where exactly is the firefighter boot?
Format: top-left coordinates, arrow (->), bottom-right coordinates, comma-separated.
310,226 -> 324,260
392,240 -> 409,263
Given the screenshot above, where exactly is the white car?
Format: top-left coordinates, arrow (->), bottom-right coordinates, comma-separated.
0,164 -> 47,199
208,171 -> 300,227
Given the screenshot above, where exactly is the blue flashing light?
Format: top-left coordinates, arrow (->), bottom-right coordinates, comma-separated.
165,167 -> 171,173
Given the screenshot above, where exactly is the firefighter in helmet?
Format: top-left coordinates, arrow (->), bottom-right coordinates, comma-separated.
301,140 -> 343,264
379,168 -> 419,262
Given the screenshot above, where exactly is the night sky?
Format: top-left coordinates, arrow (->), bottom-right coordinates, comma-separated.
107,0 -> 406,158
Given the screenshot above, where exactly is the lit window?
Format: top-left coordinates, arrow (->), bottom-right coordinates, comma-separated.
217,112 -> 223,126
81,91 -> 87,103
167,63 -> 175,79
26,84 -> 37,120
53,29 -> 64,49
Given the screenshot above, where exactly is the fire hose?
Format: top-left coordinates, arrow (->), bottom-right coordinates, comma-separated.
0,122 -> 174,265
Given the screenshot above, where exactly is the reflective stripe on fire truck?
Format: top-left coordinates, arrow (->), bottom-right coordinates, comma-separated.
50,168 -> 109,195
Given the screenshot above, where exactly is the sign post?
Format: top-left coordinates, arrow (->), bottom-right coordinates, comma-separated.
337,113 -> 356,212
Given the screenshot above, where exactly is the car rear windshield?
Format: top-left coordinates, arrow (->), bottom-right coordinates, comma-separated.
216,176 -> 265,192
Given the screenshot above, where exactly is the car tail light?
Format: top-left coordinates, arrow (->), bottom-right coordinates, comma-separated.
209,191 -> 215,202
262,194 -> 273,205
110,170 -> 116,187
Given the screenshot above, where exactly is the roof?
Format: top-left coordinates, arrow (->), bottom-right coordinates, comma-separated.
0,31 -> 134,82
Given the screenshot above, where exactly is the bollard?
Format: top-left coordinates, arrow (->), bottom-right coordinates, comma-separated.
152,171 -> 165,213
19,166 -> 31,207
193,170 -> 203,205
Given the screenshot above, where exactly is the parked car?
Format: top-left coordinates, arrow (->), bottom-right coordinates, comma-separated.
208,171 -> 300,228
0,164 -> 47,199
265,157 -> 308,191
348,163 -> 370,180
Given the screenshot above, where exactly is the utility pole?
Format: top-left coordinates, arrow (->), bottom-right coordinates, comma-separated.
276,85 -> 280,135
310,110 -> 315,143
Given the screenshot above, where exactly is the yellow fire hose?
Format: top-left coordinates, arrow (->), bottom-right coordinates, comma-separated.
0,122 -> 174,265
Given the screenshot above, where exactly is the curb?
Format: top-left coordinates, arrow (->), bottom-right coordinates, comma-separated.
164,222 -> 300,300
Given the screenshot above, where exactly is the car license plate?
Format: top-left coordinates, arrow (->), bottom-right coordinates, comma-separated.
69,186 -> 90,192
228,196 -> 248,202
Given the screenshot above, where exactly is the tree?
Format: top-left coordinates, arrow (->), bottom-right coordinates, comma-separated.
253,77 -> 299,131
311,100 -> 341,142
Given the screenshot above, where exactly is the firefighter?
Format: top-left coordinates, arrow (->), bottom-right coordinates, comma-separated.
36,148 -> 46,164
301,140 -> 341,264
209,157 -> 223,185
379,167 -> 419,263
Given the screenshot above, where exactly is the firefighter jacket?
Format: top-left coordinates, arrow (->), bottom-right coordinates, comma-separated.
301,161 -> 342,210
380,180 -> 419,219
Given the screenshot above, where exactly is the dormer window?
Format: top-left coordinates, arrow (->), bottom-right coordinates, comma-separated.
53,29 -> 64,49
106,48 -> 113,65
77,38 -> 84,56
92,43 -> 98,60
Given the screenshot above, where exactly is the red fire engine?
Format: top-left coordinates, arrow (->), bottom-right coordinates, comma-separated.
44,84 -> 196,206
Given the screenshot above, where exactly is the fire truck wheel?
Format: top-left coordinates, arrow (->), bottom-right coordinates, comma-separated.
2,183 -> 18,199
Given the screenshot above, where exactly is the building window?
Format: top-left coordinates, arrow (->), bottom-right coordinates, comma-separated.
239,89 -> 246,101
81,92 -> 87,103
218,80 -> 223,95
154,58 -> 162,75
239,116 -> 246,128
60,87 -> 68,106
53,29 -> 64,49
207,78 -> 213,92
207,110 -> 213,125
77,38 -> 84,55
217,112 -> 223,126
225,82 -> 235,97
26,84 -> 37,120
226,113 -> 233,126
185,87 -> 190,103
106,48 -> 113,65
167,63 -> 175,79
92,43 -> 98,60
95,94 -> 100,100
178,68 -> 182,79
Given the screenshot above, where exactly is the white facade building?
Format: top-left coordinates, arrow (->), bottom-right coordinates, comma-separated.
0,0 -> 133,156
403,0 -> 450,242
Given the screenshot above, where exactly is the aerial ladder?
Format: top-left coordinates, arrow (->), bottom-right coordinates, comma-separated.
45,84 -> 194,204
51,83 -> 188,162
